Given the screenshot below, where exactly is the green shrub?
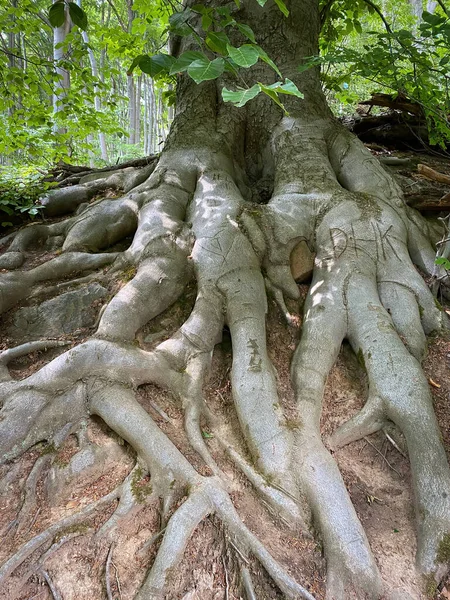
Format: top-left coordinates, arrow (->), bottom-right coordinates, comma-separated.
0,166 -> 51,226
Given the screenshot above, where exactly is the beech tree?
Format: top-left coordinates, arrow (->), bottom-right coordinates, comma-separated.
1,1 -> 450,599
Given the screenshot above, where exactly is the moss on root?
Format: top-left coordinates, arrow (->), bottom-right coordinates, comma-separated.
131,466 -> 153,503
357,348 -> 366,370
40,442 -> 57,455
437,532 -> 450,563
424,574 -> 438,598
434,298 -> 443,311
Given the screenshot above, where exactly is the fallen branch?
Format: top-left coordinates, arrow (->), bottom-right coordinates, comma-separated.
418,164 -> 450,186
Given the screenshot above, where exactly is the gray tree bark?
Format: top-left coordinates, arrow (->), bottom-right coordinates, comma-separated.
52,0 -> 71,134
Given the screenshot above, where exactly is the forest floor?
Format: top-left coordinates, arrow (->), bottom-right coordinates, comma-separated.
0,145 -> 449,600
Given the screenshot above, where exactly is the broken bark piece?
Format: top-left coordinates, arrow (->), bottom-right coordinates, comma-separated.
418,164 -> 450,186
359,93 -> 423,117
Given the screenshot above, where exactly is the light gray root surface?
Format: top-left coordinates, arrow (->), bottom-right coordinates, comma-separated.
0,99 -> 449,600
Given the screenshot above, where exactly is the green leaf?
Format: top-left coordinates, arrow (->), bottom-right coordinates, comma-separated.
266,78 -> 303,98
255,0 -> 287,15
222,84 -> 261,107
201,430 -> 214,439
205,31 -> 230,55
139,54 -> 175,78
68,2 -> 87,30
422,11 -> 444,26
188,57 -> 224,84
169,51 -> 205,75
258,83 -> 287,112
236,23 -> 256,43
48,1 -> 66,28
127,55 -> 147,76
226,44 -> 260,68
256,47 -> 282,77
169,10 -> 193,36
273,0 -> 289,17
436,257 -> 450,269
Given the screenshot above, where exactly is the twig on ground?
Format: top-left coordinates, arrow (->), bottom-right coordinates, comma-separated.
112,560 -> 122,600
384,430 -> 407,458
38,569 -> 62,600
222,555 -> 229,600
364,437 -> 402,476
106,543 -> 115,600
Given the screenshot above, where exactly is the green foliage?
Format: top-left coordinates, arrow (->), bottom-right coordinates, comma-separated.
317,0 -> 450,146
48,1 -> 87,30
1,0 -> 449,169
0,166 -> 51,225
188,57 -> 225,84
221,79 -> 303,113
126,1 -> 300,113
436,257 -> 450,270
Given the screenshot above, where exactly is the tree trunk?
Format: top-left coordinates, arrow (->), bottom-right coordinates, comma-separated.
410,0 -> 423,20
135,75 -> 142,147
127,74 -> 136,144
1,1 -> 450,599
76,0 -> 109,162
52,0 -> 70,134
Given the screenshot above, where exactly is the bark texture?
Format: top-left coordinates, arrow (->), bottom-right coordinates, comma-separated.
1,1 -> 449,599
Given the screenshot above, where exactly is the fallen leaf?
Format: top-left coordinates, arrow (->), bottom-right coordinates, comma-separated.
429,378 -> 441,389
65,500 -> 78,509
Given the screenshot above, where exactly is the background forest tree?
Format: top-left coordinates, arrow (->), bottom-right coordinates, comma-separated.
0,1 -> 450,600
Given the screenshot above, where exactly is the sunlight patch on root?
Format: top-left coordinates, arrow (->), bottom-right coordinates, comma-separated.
344,273 -> 450,577
290,264 -> 383,598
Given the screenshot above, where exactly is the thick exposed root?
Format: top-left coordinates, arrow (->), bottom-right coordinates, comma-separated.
1,113 -> 449,600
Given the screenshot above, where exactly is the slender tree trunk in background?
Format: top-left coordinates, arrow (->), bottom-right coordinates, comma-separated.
159,89 -> 166,143
52,0 -> 70,134
427,1 -> 438,12
168,83 -> 174,123
410,0 -> 423,23
75,0 -> 109,162
127,75 -> 136,144
143,75 -> 149,155
135,75 -> 142,147
126,0 -> 137,146
148,78 -> 156,153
